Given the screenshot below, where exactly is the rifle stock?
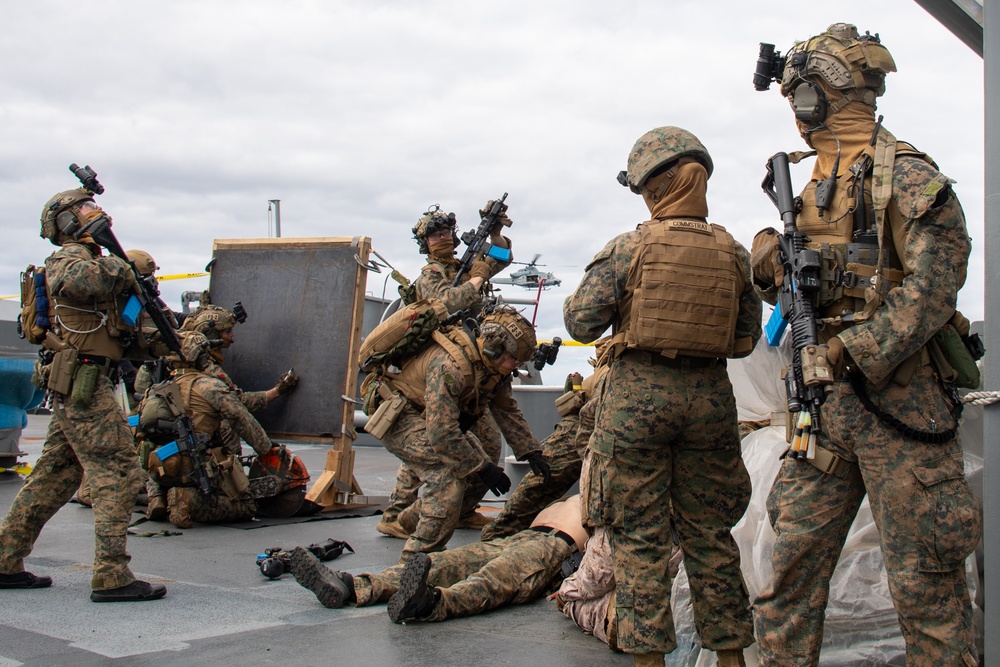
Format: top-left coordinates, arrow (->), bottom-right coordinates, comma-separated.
452,193 -> 512,287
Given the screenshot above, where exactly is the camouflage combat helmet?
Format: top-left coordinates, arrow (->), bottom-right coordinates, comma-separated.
181,304 -> 238,341
620,126 -> 714,193
166,330 -> 212,370
479,306 -> 537,364
126,249 -> 159,276
412,204 -> 459,254
39,188 -> 96,244
779,23 -> 896,107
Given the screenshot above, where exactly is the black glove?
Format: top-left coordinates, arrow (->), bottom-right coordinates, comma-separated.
477,462 -> 511,497
522,451 -> 553,485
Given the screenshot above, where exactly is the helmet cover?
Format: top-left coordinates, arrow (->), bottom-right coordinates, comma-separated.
479,306 -> 537,364
624,126 -> 714,192
779,23 -> 896,101
412,204 -> 459,254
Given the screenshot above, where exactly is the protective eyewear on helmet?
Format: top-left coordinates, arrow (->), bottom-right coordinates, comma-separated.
616,170 -> 640,194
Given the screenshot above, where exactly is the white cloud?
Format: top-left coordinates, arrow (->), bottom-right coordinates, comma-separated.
1,0 -> 985,382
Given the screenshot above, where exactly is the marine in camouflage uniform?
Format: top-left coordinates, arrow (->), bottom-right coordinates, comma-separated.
375,307 -> 544,560
482,357 -> 609,540
749,24 -> 980,666
0,189 -> 165,601
141,304 -> 297,521
379,203 -> 514,535
290,494 -> 588,624
158,332 -> 279,527
564,127 -> 761,666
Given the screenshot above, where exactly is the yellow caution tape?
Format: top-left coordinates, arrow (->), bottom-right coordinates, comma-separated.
2,271 -> 208,300
157,272 -> 209,282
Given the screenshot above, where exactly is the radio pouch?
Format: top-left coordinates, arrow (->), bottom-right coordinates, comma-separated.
366,394 -> 406,441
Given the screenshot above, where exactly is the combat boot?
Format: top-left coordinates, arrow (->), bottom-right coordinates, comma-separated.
716,649 -> 746,667
632,652 -> 664,666
91,580 -> 167,603
0,571 -> 52,589
456,510 -> 493,530
376,518 -> 410,540
146,494 -> 167,522
167,487 -> 194,529
387,553 -> 440,624
289,547 -> 355,608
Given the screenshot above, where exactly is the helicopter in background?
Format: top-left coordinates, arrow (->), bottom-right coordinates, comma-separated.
492,254 -> 561,289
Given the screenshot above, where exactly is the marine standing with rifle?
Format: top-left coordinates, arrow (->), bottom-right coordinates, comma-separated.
749,24 -> 981,665
378,200 -> 551,538
564,127 -> 761,667
0,170 -> 172,602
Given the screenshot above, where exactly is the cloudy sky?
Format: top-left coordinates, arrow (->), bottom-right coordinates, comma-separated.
1,1 -> 984,380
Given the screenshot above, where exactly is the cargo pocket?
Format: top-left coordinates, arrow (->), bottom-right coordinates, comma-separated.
582,431 -> 622,528
912,454 -> 981,572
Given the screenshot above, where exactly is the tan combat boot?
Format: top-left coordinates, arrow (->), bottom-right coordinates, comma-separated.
632,652 -> 664,666
146,494 -> 167,521
167,487 -> 194,529
456,510 -> 493,530
716,649 -> 746,667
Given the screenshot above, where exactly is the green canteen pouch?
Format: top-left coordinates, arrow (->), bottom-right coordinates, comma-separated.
933,325 -> 980,389
71,362 -> 100,409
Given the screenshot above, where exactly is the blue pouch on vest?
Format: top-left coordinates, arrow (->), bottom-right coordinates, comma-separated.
154,441 -> 180,461
765,302 -> 788,347
486,245 -> 512,262
121,294 -> 142,327
127,413 -> 140,428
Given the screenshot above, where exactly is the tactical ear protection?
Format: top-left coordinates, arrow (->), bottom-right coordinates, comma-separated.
55,210 -> 81,238
792,81 -> 828,124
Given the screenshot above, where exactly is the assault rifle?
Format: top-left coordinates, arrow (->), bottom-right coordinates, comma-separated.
68,164 -> 184,358
256,539 -> 354,579
168,413 -> 215,496
761,152 -> 833,457
452,193 -> 513,286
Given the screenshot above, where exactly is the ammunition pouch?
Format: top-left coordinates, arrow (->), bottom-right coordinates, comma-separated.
554,390 -> 585,418
215,449 -> 250,500
47,348 -> 79,396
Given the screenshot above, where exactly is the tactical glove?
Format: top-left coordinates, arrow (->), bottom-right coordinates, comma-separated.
479,199 -> 509,220
469,259 -> 492,281
477,462 -> 511,497
750,227 -> 785,289
273,369 -> 299,395
824,337 -> 848,379
522,451 -> 553,485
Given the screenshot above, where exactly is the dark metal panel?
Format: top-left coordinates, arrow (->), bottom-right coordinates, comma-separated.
208,237 -> 370,440
914,0 -> 984,55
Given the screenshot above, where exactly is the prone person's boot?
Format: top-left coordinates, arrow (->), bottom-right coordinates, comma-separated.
632,652 -> 664,666
167,487 -> 194,529
715,649 -> 747,667
289,547 -> 356,608
387,553 -> 440,624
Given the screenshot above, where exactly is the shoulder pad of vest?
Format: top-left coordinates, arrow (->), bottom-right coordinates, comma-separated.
892,155 -> 954,220
894,141 -> 939,169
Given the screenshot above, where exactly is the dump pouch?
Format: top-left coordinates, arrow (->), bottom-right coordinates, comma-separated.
365,394 -> 406,440
47,348 -> 79,396
932,325 -> 980,389
70,363 -> 100,409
